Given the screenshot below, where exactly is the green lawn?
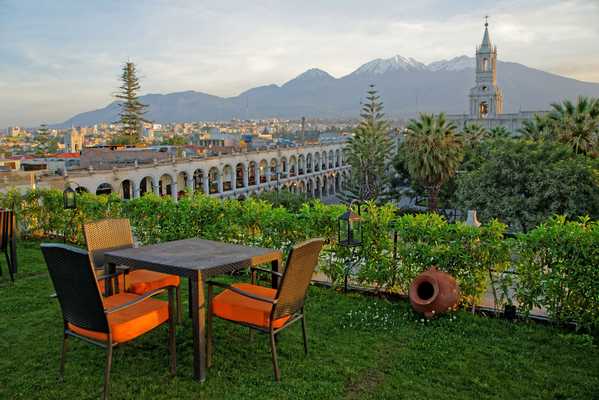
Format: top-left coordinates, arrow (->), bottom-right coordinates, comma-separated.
1,241 -> 598,400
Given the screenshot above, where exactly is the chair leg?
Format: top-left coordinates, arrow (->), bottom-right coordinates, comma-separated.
103,342 -> 113,400
168,288 -> 177,376
269,331 -> 281,382
59,333 -> 68,381
176,286 -> 182,324
301,313 -> 308,355
206,284 -> 213,368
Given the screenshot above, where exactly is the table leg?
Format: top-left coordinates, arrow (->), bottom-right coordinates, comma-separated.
104,262 -> 116,297
190,271 -> 207,382
271,258 -> 280,289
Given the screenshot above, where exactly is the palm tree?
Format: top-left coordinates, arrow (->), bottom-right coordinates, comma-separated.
404,113 -> 464,211
489,125 -> 511,139
461,123 -> 488,145
549,96 -> 599,155
518,114 -> 554,141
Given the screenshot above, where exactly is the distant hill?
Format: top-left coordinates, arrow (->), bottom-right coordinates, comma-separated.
57,55 -> 599,126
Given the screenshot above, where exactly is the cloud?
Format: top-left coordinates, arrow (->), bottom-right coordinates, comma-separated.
0,0 -> 597,126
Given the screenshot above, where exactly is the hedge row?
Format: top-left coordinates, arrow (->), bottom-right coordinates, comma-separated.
1,189 -> 597,330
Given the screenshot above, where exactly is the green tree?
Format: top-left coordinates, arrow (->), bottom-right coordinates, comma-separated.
517,113 -> 554,142
403,113 -> 464,211
461,123 -> 488,145
549,96 -> 599,155
342,85 -> 393,202
115,62 -> 148,145
488,125 -> 511,139
456,139 -> 599,232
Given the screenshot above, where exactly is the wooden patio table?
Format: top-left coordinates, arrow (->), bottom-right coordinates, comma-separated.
103,238 -> 283,382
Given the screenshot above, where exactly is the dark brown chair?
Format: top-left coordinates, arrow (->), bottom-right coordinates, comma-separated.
83,218 -> 182,321
0,209 -> 17,281
207,238 -> 325,381
41,243 -> 176,400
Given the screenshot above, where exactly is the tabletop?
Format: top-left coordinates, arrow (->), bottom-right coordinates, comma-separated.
103,238 -> 283,278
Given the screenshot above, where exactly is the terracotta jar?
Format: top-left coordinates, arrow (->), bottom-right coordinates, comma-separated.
409,267 -> 460,318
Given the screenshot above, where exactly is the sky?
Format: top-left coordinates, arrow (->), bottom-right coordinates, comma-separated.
1,0 -> 598,127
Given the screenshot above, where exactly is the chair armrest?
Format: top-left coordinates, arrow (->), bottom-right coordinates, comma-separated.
96,269 -> 126,282
250,266 -> 283,277
104,286 -> 175,314
207,280 -> 277,305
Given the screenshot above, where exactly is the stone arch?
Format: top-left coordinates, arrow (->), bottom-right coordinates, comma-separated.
96,182 -> 113,196
298,180 -> 306,193
280,157 -> 288,177
335,149 -> 341,167
159,173 -> 174,196
321,151 -> 327,170
328,150 -> 334,169
270,158 -> 278,181
121,179 -> 134,200
314,152 -> 320,172
75,186 -> 88,194
328,175 -> 335,195
314,176 -> 321,198
248,161 -> 257,185
288,156 -> 297,177
235,163 -> 245,189
258,159 -> 268,184
139,176 -> 155,196
298,154 -> 305,175
335,173 -> 340,192
193,168 -> 205,193
208,167 -> 220,194
306,177 -> 314,197
306,153 -> 313,173
222,164 -> 234,191
177,171 -> 188,198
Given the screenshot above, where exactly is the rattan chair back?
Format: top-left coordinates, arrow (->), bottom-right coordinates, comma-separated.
83,218 -> 134,269
272,238 -> 324,320
41,243 -> 109,333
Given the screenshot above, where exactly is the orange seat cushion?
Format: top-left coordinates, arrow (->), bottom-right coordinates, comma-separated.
211,283 -> 289,329
68,293 -> 169,344
126,270 -> 181,295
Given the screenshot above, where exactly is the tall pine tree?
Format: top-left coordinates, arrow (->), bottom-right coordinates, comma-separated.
115,62 -> 148,145
341,85 -> 393,202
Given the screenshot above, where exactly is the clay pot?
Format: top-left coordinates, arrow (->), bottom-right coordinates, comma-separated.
409,267 -> 460,318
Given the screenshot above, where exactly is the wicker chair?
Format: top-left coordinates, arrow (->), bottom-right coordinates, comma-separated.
207,238 -> 325,381
0,209 -> 17,281
41,243 -> 176,400
83,218 -> 182,321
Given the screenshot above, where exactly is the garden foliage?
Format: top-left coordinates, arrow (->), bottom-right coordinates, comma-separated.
1,189 -> 597,329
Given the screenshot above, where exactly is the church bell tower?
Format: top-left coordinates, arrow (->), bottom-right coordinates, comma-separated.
469,17 -> 503,118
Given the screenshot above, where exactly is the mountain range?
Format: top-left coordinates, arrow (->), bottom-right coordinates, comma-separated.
58,55 -> 599,126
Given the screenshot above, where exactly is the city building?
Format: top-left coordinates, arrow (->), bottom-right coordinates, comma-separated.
447,19 -> 547,133
64,127 -> 86,152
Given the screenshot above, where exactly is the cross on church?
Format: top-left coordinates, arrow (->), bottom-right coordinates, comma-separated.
484,15 -> 489,26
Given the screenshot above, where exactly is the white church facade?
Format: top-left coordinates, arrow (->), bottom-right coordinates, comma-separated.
447,20 -> 547,133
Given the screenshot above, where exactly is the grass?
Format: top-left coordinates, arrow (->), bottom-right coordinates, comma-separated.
1,241 -> 598,400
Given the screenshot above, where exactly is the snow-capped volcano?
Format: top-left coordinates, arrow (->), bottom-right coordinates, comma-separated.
352,55 -> 427,75
427,55 -> 475,71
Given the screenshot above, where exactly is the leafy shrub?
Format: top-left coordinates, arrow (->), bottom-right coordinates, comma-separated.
2,188 -> 597,329
514,216 -> 599,331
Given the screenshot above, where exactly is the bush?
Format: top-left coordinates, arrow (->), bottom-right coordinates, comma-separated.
2,188 -> 597,328
514,216 -> 599,331
456,140 -> 599,232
